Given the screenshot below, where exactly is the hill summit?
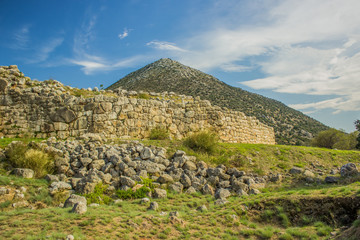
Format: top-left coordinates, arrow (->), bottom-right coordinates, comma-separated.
107,58 -> 329,145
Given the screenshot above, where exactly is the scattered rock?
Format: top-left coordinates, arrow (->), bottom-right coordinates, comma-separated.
169,211 -> 179,217
153,188 -> 167,198
148,202 -> 159,211
49,181 -> 72,194
140,198 -> 150,204
64,194 -> 87,208
0,187 -> 10,195
71,202 -> 87,214
215,188 -> 231,199
202,184 -> 214,195
289,167 -> 303,175
12,200 -> 29,208
169,182 -> 183,193
66,235 -> 75,240
340,163 -> 358,177
157,174 -> 174,184
325,176 -> 339,184
12,168 -> 34,178
185,186 -> 197,194
197,205 -> 207,212
89,203 -> 100,207
214,199 -> 228,205
249,188 -> 261,195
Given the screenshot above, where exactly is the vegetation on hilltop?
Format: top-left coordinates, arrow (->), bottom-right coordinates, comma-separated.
107,58 -> 329,145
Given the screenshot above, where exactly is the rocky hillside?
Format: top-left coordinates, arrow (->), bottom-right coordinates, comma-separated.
107,58 -> 329,145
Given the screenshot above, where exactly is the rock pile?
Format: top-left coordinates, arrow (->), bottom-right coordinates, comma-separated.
41,139 -> 268,198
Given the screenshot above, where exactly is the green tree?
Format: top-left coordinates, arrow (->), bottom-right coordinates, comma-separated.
311,128 -> 357,150
355,120 -> 360,149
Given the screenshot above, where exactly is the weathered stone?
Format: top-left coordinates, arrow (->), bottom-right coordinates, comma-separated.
44,174 -> 59,182
289,167 -> 303,175
51,107 -> 77,123
340,163 -> 358,177
0,187 -> 10,195
0,78 -> 8,92
202,184 -> 214,195
249,188 -> 261,195
183,161 -> 197,171
169,182 -> 183,193
148,201 -> 159,211
215,188 -> 231,199
140,147 -> 154,160
64,194 -> 87,208
180,173 -> 192,188
71,202 -> 87,214
325,176 -> 339,184
12,168 -> 34,178
49,181 -> 72,194
197,205 -> 207,212
120,176 -> 136,187
153,188 -> 167,198
303,170 -> 315,178
157,174 -> 174,184
185,186 -> 197,194
214,199 -> 228,205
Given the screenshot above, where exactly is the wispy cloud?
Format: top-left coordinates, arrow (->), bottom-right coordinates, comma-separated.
27,37 -> 64,63
11,25 -> 31,50
118,28 -> 130,39
70,55 -> 146,75
146,40 -> 188,52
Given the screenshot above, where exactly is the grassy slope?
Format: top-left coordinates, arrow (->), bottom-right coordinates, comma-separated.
1,138 -> 360,239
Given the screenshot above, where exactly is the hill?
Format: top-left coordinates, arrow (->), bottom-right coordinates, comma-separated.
107,58 -> 329,145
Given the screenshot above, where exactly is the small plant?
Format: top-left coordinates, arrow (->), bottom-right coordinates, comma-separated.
116,177 -> 154,200
84,183 -> 113,205
149,126 -> 169,140
183,130 -> 219,154
5,142 -> 53,178
137,93 -> 150,99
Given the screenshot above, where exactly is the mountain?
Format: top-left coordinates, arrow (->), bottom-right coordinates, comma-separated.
107,58 -> 329,145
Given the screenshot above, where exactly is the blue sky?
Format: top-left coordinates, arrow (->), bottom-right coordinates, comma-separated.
1,0 -> 359,133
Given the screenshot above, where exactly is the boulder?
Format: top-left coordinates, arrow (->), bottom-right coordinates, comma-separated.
64,194 -> 87,208
169,182 -> 183,193
201,184 -> 214,195
289,167 -> 303,175
325,176 -> 339,184
12,168 -> 34,178
153,188 -> 167,198
120,176 -> 136,187
185,186 -> 197,194
157,174 -> 174,184
215,188 -> 231,199
148,201 -> 159,211
340,163 -> 358,177
183,161 -> 197,171
71,202 -> 87,214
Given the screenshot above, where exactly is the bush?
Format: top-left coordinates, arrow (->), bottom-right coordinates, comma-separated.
116,177 -> 155,200
5,142 -> 53,178
149,126 -> 169,140
311,128 -> 357,150
116,186 -> 150,200
84,183 -> 113,205
183,130 -> 219,154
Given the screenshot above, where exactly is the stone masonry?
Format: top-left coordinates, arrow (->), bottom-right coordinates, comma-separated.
0,65 -> 275,144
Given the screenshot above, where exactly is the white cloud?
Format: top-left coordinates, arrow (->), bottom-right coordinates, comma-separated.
28,37 -> 64,63
146,41 -> 188,52
70,55 -> 145,75
118,28 -> 130,39
11,25 -> 31,50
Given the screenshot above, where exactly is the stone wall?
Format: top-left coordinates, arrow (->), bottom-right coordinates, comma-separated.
0,65 -> 275,144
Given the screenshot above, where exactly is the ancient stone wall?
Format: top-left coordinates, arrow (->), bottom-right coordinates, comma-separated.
0,66 -> 275,144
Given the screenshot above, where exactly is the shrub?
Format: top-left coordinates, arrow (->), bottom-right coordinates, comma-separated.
116,186 -> 150,200
149,126 -> 169,140
311,128 -> 357,150
84,183 -> 113,205
5,142 -> 53,178
183,130 -> 219,154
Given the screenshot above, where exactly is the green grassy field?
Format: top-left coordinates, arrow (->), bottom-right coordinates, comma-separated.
1,137 -> 360,239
